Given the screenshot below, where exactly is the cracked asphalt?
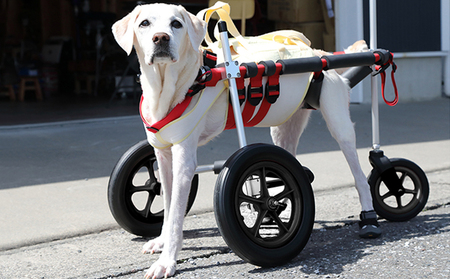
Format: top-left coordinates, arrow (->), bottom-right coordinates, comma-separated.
0,99 -> 449,278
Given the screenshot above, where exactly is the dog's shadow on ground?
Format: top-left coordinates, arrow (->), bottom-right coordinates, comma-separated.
130,227 -> 222,243
183,227 -> 222,239
250,212 -> 450,276
128,211 -> 450,277
147,211 -> 450,277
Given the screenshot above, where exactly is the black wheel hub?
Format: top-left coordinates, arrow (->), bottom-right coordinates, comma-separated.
147,179 -> 161,195
395,188 -> 405,196
266,197 -> 279,211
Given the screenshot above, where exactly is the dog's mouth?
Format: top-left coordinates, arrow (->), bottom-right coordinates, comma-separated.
150,51 -> 176,64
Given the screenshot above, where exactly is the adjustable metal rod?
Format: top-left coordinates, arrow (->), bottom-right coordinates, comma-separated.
370,0 -> 380,150
218,21 -> 247,148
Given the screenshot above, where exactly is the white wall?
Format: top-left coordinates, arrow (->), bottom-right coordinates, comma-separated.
335,0 -> 364,103
335,0 -> 447,103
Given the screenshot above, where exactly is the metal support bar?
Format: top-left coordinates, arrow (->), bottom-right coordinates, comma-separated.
218,21 -> 247,148
370,0 -> 380,151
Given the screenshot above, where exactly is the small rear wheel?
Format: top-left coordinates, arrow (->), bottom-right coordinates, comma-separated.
368,158 -> 429,222
108,140 -> 198,237
214,144 -> 315,267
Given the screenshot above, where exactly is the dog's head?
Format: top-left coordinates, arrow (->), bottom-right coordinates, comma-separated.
112,4 -> 206,66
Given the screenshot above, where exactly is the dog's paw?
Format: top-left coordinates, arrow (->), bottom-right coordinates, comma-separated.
144,258 -> 176,279
142,237 -> 164,254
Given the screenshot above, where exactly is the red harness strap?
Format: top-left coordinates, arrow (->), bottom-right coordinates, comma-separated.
225,64 -> 265,130
224,105 -> 236,130
225,67 -> 248,130
140,69 -> 210,133
225,63 -> 282,130
140,94 -> 194,133
245,63 -> 282,127
241,64 -> 266,124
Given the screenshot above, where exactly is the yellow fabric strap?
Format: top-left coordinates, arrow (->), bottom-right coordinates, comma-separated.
258,30 -> 311,47
197,1 -> 250,50
198,2 -> 312,51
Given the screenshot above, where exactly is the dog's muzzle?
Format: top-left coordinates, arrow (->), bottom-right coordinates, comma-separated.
150,32 -> 175,64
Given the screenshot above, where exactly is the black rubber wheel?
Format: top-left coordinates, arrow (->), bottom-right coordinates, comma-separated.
214,144 -> 315,267
108,140 -> 198,237
368,158 -> 429,222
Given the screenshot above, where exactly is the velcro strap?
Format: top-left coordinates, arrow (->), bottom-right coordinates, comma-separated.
359,210 -> 379,228
236,67 -> 247,105
247,64 -> 265,106
264,63 -> 282,104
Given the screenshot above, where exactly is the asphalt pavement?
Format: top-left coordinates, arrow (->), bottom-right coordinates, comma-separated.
0,98 -> 449,278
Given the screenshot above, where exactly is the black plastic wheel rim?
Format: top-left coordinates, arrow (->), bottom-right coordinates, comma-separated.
373,166 -> 422,214
234,161 -> 303,248
124,154 -> 164,223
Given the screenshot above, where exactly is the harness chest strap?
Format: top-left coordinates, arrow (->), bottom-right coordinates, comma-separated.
142,85 -> 227,149
140,94 -> 194,133
141,65 -> 213,133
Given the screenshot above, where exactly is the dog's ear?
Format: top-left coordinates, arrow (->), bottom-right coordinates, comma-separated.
112,6 -> 142,55
178,6 -> 206,51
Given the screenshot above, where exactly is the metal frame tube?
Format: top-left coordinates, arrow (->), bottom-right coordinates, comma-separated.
369,0 -> 380,150
219,22 -> 248,148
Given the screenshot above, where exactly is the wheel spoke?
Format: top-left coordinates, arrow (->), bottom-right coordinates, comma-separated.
380,191 -> 394,201
269,210 -> 289,233
250,209 -> 268,237
395,195 -> 403,209
239,194 -> 264,204
259,167 -> 270,198
141,159 -> 158,182
398,172 -> 407,184
128,183 -> 152,194
274,188 -> 294,201
142,193 -> 156,218
404,188 -> 418,195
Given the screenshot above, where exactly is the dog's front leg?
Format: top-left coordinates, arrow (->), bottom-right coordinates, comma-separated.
145,139 -> 197,279
143,147 -> 173,255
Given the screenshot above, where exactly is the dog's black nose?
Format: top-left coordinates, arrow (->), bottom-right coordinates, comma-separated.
153,33 -> 170,44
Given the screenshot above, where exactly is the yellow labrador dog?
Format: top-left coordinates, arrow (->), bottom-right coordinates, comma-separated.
113,3 -> 379,278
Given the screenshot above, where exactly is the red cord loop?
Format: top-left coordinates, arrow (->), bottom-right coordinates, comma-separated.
380,53 -> 398,106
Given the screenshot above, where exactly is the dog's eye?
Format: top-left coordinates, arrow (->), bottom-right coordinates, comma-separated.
171,20 -> 182,29
139,20 -> 150,27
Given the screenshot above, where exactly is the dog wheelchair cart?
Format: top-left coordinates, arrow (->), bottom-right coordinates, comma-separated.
108,21 -> 429,267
